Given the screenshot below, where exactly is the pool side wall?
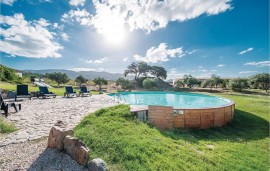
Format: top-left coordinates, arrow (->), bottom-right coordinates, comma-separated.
148,103 -> 235,130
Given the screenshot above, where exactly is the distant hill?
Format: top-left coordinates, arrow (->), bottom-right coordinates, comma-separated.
23,69 -> 133,81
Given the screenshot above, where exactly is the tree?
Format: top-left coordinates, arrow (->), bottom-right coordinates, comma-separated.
46,72 -> 69,87
150,66 -> 167,80
75,75 -> 87,86
142,78 -> 158,89
211,74 -> 223,88
124,62 -> 151,80
250,73 -> 270,92
183,74 -> 199,88
228,78 -> 249,92
93,77 -> 108,91
116,78 -> 133,90
201,79 -> 214,88
174,80 -> 184,91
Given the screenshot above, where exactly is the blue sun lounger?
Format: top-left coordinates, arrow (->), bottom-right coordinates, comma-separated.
38,86 -> 56,98
15,85 -> 31,101
64,86 -> 77,97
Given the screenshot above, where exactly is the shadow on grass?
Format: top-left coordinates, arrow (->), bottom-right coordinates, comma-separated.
161,109 -> 269,143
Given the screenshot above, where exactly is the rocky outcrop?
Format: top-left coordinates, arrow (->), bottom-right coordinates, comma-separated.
64,135 -> 89,166
47,121 -> 73,151
47,121 -> 107,170
88,158 -> 107,171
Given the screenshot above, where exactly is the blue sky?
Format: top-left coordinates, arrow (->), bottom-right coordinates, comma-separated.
0,0 -> 269,79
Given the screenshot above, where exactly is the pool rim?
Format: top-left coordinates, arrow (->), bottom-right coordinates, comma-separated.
107,91 -> 235,110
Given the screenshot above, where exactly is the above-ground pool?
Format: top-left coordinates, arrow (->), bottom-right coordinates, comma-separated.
109,91 -> 232,109
109,91 -> 235,129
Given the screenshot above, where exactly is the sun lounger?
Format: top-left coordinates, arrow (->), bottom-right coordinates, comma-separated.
64,86 -> 77,97
15,85 -> 31,101
79,86 -> 92,97
1,94 -> 21,116
38,86 -> 56,98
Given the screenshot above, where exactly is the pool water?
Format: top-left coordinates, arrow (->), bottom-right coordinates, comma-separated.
109,91 -> 232,109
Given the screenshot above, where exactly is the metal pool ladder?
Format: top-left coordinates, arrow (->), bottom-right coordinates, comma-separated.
114,94 -> 126,104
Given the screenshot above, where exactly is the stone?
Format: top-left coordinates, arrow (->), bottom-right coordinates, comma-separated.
63,135 -> 89,166
87,158 -> 107,171
47,121 -> 73,151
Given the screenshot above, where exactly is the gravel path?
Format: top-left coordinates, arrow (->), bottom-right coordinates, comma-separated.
0,94 -> 116,146
0,138 -> 88,171
0,94 -> 117,170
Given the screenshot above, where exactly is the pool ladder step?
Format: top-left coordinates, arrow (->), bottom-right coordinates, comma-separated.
114,94 -> 126,104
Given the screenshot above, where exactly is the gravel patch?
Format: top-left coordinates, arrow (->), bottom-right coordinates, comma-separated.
0,94 -> 116,146
0,138 -> 88,171
0,94 -> 118,170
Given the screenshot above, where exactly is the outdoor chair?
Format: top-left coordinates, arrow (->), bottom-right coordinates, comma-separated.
79,86 -> 92,97
38,86 -> 56,98
1,94 -> 21,117
15,85 -> 31,101
64,86 -> 77,97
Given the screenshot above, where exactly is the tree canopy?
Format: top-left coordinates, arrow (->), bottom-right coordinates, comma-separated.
211,74 -> 223,88
228,78 -> 249,92
75,75 -> 87,85
124,62 -> 167,80
150,66 -> 167,80
183,74 -> 200,88
116,78 -> 133,90
93,77 -> 108,91
250,73 -> 270,92
124,62 -> 150,80
46,72 -> 69,87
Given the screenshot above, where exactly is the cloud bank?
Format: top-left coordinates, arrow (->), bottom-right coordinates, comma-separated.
0,13 -> 63,58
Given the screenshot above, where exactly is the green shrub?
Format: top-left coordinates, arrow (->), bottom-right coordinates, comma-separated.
142,78 -> 158,89
0,118 -> 17,133
116,78 -> 133,90
136,77 -> 147,88
0,65 -> 21,83
228,78 -> 249,92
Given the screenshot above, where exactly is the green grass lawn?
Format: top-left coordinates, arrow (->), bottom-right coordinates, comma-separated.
75,94 -> 269,171
0,82 -> 100,96
0,117 -> 17,139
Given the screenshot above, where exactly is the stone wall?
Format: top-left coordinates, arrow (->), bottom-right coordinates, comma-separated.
148,103 -> 235,130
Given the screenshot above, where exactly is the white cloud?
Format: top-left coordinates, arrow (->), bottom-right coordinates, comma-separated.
69,0 -> 85,6
134,43 -> 184,63
199,69 -> 217,72
85,57 -> 108,64
0,0 -> 15,6
90,0 -> 232,34
123,57 -> 129,62
198,66 -> 203,69
61,9 -> 91,26
61,33 -> 69,41
37,18 -> 50,27
238,47 -> 253,55
69,68 -> 95,72
244,61 -> 270,67
217,64 -> 225,67
239,71 -> 258,74
0,14 -> 63,58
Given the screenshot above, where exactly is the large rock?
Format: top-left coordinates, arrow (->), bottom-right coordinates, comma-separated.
47,121 -> 73,151
87,158 -> 107,171
64,135 -> 89,166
